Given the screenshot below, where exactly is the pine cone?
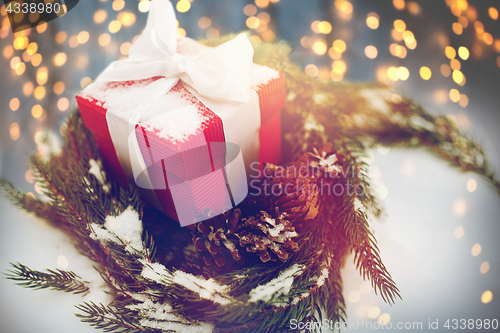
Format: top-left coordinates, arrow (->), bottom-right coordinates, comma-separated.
191,143 -> 343,271
257,164 -> 320,231
192,207 -> 299,268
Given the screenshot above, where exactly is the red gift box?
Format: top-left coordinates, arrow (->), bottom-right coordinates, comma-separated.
76,66 -> 285,223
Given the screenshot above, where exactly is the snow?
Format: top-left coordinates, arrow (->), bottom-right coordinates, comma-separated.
140,261 -> 233,305
360,89 -> 392,115
127,296 -> 214,333
35,130 -> 61,162
80,78 -> 164,119
354,198 -> 365,212
139,102 -> 204,143
223,239 -> 236,252
275,231 -> 298,243
268,223 -> 284,238
304,114 -> 325,133
248,264 -> 305,303
171,271 -> 232,305
88,210 -> 231,307
318,153 -> 342,173
140,261 -> 169,282
251,64 -> 280,90
89,207 -> 144,253
81,78 -> 207,143
316,268 -> 329,287
410,115 -> 436,131
139,319 -> 214,333
263,215 -> 296,240
88,159 -> 110,192
264,216 -> 276,226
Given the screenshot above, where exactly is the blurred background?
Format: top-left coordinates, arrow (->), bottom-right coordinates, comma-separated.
0,0 -> 499,332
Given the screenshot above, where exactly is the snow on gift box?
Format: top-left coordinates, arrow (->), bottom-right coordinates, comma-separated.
76,3 -> 285,226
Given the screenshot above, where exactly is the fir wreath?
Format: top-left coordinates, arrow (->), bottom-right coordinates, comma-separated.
2,37 -> 499,333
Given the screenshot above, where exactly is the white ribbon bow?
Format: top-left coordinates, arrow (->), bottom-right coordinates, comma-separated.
97,0 -> 254,102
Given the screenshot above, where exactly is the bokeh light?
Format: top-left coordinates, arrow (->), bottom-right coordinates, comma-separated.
445,46 -> 456,59
112,0 -> 125,11
246,16 -> 260,29
449,89 -> 461,103
80,77 -> 92,88
454,226 -> 464,239
347,290 -> 361,303
481,291 -> 493,304
77,31 -> 90,44
366,13 -> 379,29
441,64 -> 452,77
255,0 -> 269,8
364,45 -> 377,59
333,39 -> 346,53
99,33 -> 111,46
393,0 -> 405,10
489,7 -> 499,20
305,64 -> 318,77
53,52 -> 67,66
25,170 -> 35,183
138,0 -> 151,13
368,306 -> 380,319
68,35 -> 79,48
313,40 -> 327,55
120,42 -> 132,55
452,197 -> 467,216
57,98 -> 69,112
378,313 -> 391,325
34,86 -> 46,100
94,9 -> 107,24
176,0 -> 191,13
394,19 -> 406,32
108,20 -> 122,33
9,122 -> 20,141
450,59 -> 461,70
397,66 -> 409,80
419,66 -> 431,80
480,262 -> 490,274
54,82 -> 65,95
9,98 -> 19,111
36,67 -> 48,85
206,27 -> 219,39
23,82 -> 34,96
243,4 -> 257,16
458,94 -> 468,107
471,243 -> 482,256
452,22 -> 463,35
198,17 -> 211,29
55,31 -> 67,44
32,105 -> 43,118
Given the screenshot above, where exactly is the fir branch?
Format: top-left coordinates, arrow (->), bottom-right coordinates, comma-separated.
75,301 -> 145,333
0,178 -> 67,229
345,207 -> 401,304
3,38 -> 499,333
5,262 -> 89,295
